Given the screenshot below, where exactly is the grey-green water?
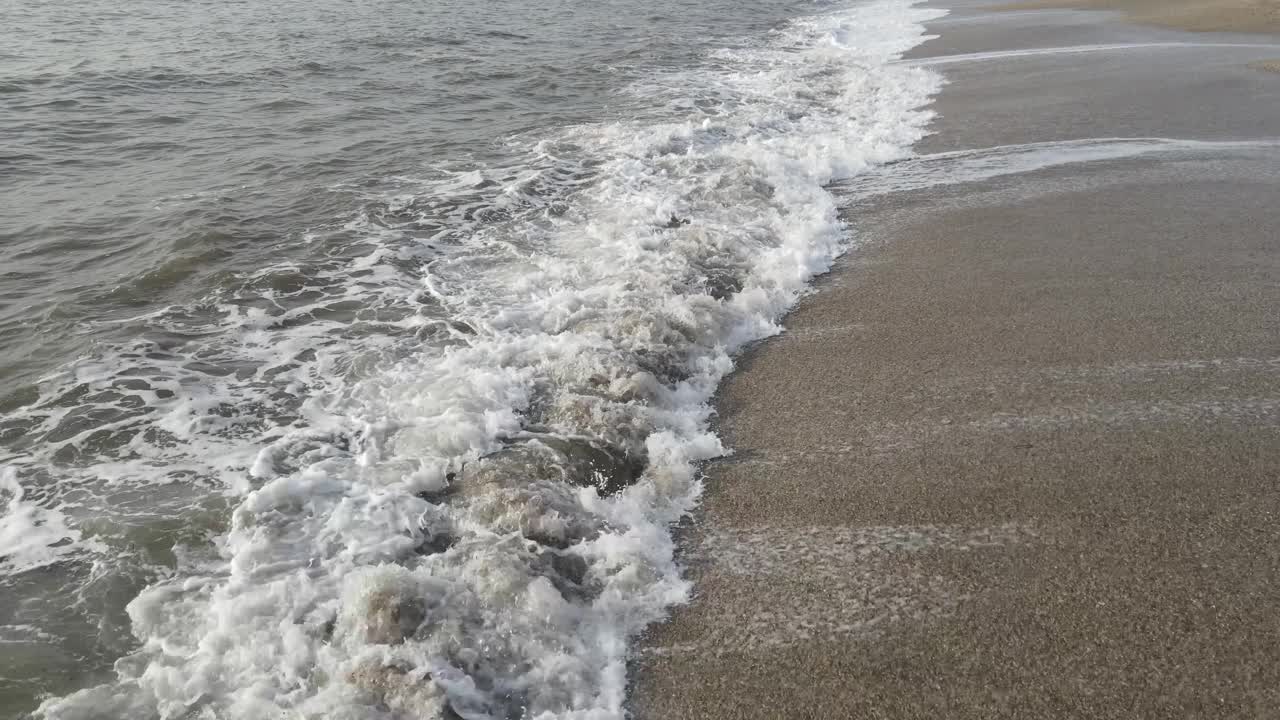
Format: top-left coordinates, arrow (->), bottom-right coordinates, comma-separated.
0,0 -> 945,716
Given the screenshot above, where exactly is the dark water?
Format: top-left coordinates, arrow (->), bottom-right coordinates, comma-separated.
0,0 -> 943,716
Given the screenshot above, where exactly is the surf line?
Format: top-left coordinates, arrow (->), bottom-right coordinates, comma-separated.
905,136 -> 1280,156
835,136 -> 1280,198
900,42 -> 1280,66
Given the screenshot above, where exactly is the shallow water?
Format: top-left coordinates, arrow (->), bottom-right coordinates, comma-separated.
0,0 -> 943,716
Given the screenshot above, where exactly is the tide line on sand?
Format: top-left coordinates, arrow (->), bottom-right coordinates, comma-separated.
836,136 -> 1280,198
901,41 -> 1280,65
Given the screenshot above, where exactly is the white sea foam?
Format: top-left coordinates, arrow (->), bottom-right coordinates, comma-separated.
838,136 -> 1280,197
30,1 -> 945,717
903,42 -> 1280,66
0,467 -> 105,575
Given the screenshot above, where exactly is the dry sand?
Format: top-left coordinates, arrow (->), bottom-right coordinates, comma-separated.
631,3 -> 1280,718
1002,0 -> 1280,34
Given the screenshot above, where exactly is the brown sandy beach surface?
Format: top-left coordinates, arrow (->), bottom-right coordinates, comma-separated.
1003,0 -> 1280,69
1004,0 -> 1280,34
631,2 -> 1280,718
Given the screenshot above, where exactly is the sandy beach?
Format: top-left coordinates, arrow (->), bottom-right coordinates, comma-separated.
632,2 -> 1280,717
1005,0 -> 1280,34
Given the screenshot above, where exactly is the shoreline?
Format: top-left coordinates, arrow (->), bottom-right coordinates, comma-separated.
631,1 -> 1280,717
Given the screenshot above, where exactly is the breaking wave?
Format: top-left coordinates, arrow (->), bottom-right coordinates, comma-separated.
9,1 -> 945,717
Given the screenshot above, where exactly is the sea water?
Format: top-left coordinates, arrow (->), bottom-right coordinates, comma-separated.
0,0 -> 943,716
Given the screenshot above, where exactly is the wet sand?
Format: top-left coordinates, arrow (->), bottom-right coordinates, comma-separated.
1004,0 -> 1280,34
631,3 -> 1280,718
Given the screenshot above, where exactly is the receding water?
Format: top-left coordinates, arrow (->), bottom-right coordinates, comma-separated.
0,0 -> 943,716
